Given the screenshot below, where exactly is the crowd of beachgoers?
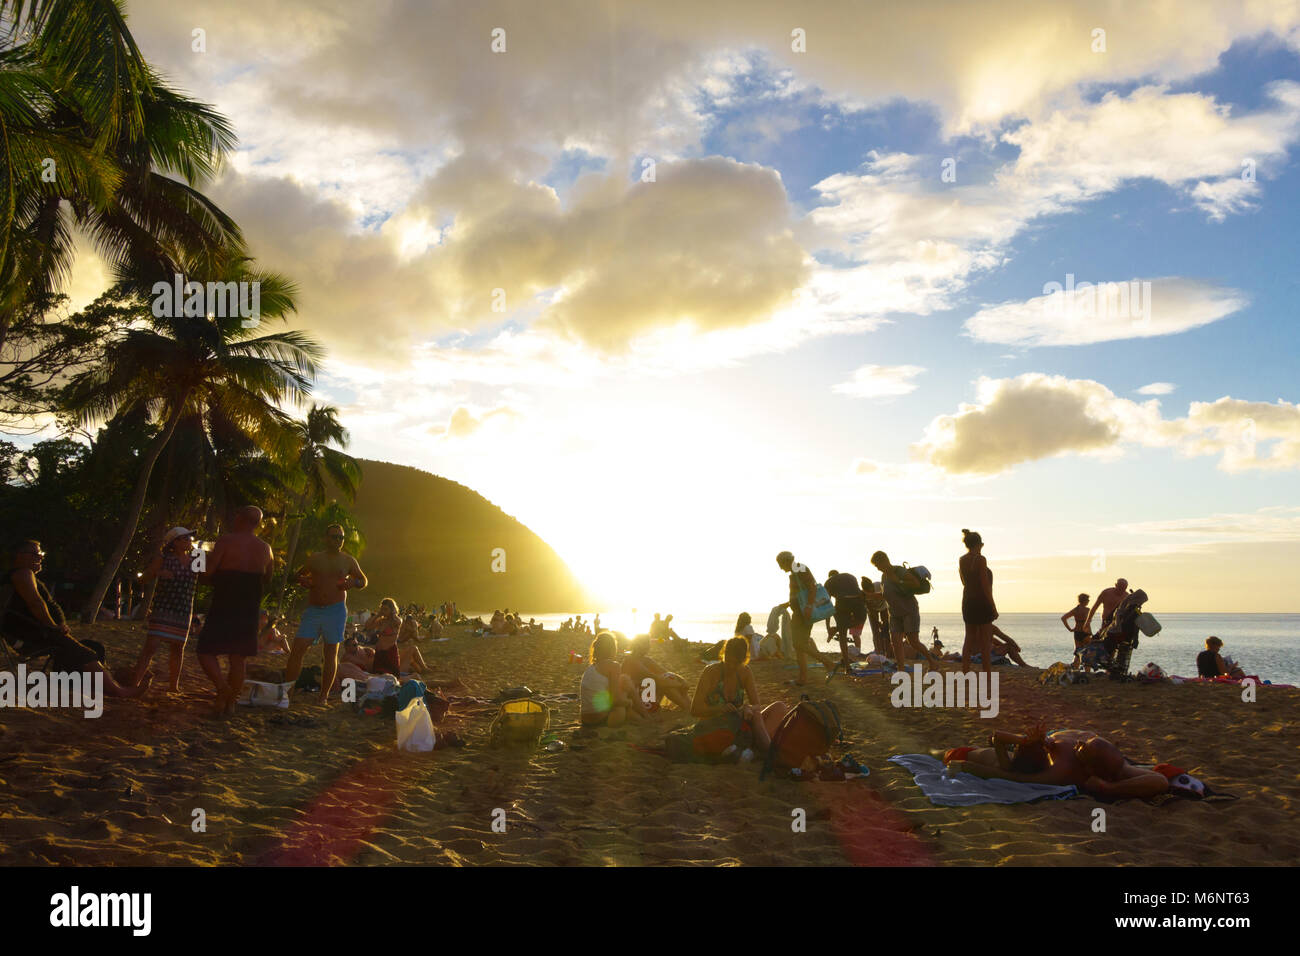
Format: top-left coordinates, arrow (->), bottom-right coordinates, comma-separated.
7,510 -> 1271,805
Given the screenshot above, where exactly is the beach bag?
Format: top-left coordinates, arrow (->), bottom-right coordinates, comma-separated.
294,665 -> 323,692
758,633 -> 780,658
897,564 -> 932,595
1136,612 -> 1161,637
237,680 -> 295,708
796,583 -> 835,623
396,697 -> 436,752
761,696 -> 842,780
488,697 -> 551,747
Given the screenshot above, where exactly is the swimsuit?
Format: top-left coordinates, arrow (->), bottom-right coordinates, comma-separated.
146,552 -> 197,643
961,564 -> 997,627
196,570 -> 263,657
296,600 -> 348,645
706,668 -> 746,710
372,644 -> 401,675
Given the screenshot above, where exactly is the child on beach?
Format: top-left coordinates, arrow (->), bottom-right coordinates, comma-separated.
132,527 -> 198,692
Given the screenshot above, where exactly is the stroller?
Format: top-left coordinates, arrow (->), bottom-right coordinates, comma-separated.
1092,589 -> 1157,680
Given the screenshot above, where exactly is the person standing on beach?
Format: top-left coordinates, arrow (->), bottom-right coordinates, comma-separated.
285,522 -> 367,703
196,507 -> 274,716
958,529 -> 997,675
131,526 -> 199,692
1061,593 -> 1091,648
776,551 -> 836,685
1086,579 -> 1128,635
870,550 -> 940,669
862,577 -> 891,657
825,569 -> 866,667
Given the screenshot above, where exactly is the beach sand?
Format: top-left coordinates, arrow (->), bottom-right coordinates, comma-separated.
1,622 -> 1296,866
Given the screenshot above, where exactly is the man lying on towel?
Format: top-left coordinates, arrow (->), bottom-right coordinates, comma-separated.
944,726 -> 1169,800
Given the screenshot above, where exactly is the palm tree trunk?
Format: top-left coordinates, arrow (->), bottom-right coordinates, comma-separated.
275,490 -> 310,616
79,402 -> 188,622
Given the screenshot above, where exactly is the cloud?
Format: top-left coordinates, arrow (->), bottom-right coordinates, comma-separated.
1137,382 -> 1176,396
913,374 -> 1129,474
430,404 -> 522,440
1116,506 -> 1300,542
913,375 -> 1300,474
833,364 -> 925,399
962,277 -> 1247,347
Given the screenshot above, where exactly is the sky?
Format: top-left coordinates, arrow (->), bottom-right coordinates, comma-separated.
56,0 -> 1300,613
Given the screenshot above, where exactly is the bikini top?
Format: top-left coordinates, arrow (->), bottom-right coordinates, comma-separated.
706,665 -> 745,709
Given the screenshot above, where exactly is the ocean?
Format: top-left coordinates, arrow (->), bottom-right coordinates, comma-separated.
512,610 -> 1300,685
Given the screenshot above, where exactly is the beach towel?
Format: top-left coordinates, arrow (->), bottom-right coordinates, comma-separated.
888,754 -> 1078,806
1169,675 -> 1296,689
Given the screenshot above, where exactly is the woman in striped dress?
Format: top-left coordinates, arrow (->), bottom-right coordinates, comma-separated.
131,527 -> 199,693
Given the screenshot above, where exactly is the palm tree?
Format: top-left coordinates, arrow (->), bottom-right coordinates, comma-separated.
62,271 -> 320,621
0,0 -> 240,350
275,404 -> 362,612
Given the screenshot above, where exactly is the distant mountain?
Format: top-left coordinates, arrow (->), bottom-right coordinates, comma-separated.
344,459 -> 592,612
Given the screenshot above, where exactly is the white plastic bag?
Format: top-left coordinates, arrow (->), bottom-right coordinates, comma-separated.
396,697 -> 436,752
238,680 -> 294,709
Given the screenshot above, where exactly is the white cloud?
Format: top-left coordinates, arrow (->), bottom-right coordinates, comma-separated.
833,364 -> 925,399
963,277 -> 1247,347
1137,382 -> 1177,396
913,375 -> 1300,475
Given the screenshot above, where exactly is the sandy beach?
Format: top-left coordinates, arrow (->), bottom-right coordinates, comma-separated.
1,621 -> 1296,867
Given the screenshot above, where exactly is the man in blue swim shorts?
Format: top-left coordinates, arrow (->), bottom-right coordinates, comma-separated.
285,523 -> 368,703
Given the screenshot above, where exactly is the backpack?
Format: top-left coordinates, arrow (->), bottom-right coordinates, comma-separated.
761,696 -> 843,780
488,697 -> 550,747
896,564 -> 932,595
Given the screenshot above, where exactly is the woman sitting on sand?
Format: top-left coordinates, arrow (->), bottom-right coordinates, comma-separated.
944,725 -> 1169,800
690,637 -> 790,755
581,631 -> 645,727
1196,636 -> 1245,679
624,635 -> 692,712
367,598 -> 430,676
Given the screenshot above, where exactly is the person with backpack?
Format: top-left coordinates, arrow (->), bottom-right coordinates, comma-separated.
870,550 -> 941,669
776,551 -> 836,685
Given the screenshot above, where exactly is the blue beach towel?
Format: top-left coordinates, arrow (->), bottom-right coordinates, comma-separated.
888,753 -> 1078,806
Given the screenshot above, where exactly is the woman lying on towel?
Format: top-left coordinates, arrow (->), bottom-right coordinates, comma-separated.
944,725 -> 1169,800
690,637 -> 790,754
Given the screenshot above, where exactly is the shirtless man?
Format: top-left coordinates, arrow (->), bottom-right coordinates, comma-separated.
950,727 -> 1169,800
1062,592 -> 1091,647
1085,579 -> 1128,635
285,523 -> 367,702
196,506 -> 274,715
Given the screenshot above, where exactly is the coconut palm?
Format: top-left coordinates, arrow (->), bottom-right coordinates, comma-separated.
0,0 -> 240,350
61,269 -> 320,621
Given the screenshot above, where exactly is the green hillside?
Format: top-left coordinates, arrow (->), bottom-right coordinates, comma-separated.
344,459 -> 591,612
